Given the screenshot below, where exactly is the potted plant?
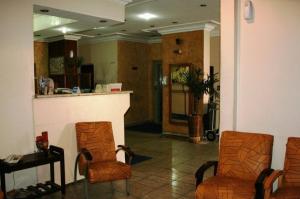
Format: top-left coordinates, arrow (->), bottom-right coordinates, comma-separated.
176,65 -> 219,143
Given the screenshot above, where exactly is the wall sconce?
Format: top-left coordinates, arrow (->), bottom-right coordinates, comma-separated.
174,49 -> 182,55
69,50 -> 74,58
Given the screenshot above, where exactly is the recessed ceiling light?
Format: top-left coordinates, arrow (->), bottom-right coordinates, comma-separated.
56,27 -> 72,34
99,19 -> 107,23
93,27 -> 105,30
137,13 -> 157,20
200,4 -> 207,7
40,9 -> 49,13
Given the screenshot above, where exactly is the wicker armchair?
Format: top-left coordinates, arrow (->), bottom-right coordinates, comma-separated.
195,131 -> 274,199
74,121 -> 134,199
264,137 -> 300,199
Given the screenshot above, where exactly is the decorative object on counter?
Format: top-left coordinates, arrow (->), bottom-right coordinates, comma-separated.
95,83 -> 122,93
39,77 -> 54,95
173,65 -> 219,143
36,131 -> 49,153
54,88 -> 72,94
72,87 -> 81,94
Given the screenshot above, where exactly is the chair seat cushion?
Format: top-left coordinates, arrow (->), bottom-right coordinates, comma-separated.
195,176 -> 255,199
88,161 -> 131,183
271,187 -> 300,199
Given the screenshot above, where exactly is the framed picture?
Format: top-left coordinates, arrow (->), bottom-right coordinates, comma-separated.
49,56 -> 64,75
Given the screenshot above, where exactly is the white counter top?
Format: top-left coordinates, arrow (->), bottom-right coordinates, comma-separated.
34,91 -> 133,99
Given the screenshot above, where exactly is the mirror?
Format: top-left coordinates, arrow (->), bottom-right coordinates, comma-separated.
169,64 -> 191,123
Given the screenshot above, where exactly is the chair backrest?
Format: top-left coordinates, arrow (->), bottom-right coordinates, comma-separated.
283,137 -> 300,187
75,121 -> 116,164
217,131 -> 273,181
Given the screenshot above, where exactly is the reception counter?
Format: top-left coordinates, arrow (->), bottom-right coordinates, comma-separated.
33,91 -> 132,184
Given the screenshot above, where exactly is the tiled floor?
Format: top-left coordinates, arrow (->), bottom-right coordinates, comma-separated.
42,130 -> 219,199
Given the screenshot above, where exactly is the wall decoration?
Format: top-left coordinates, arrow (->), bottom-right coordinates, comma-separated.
49,57 -> 64,75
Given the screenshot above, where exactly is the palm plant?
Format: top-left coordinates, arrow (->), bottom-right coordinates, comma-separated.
178,66 -> 219,115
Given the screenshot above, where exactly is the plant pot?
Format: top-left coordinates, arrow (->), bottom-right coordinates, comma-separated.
188,114 -> 203,143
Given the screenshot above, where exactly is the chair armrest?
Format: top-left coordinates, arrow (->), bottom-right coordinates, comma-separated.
195,161 -> 218,187
262,170 -> 284,199
254,168 -> 274,199
74,148 -> 93,182
49,145 -> 64,155
80,148 -> 93,161
116,145 -> 135,165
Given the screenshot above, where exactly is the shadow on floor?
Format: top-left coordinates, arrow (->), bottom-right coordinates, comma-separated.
126,122 -> 162,134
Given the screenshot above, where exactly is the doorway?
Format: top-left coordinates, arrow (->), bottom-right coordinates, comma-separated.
152,60 -> 163,125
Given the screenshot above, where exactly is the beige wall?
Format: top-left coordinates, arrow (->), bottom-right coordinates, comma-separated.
221,0 -> 300,169
78,43 -> 91,64
118,41 -> 151,125
79,41 -> 118,84
0,0 -> 125,190
210,36 -> 220,126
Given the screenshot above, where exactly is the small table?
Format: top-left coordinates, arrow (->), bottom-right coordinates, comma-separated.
0,145 -> 65,199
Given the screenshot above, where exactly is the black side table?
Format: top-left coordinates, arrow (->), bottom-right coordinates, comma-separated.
0,145 -> 65,199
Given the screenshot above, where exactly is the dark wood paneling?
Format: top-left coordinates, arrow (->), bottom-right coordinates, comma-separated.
48,40 -> 78,88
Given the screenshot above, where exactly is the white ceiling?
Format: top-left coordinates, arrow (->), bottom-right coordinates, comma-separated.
34,0 -> 220,41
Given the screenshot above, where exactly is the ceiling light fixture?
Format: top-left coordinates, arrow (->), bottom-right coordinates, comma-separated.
93,27 -> 105,30
137,13 -> 157,20
57,27 -> 71,34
